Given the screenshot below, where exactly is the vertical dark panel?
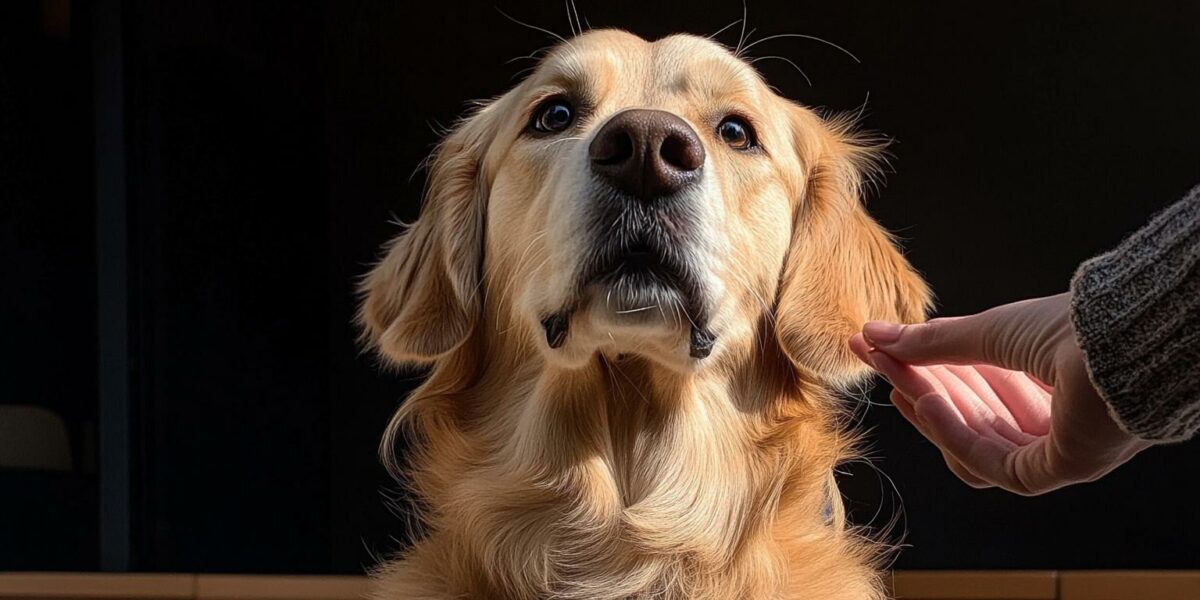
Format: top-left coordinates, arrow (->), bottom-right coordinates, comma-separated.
123,0 -> 333,572
92,0 -> 131,572
0,0 -> 100,571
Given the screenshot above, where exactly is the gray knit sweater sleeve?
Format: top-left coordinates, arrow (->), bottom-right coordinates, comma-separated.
1069,185 -> 1200,443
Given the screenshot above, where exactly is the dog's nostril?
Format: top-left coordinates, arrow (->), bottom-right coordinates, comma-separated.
661,132 -> 704,172
590,130 -> 633,166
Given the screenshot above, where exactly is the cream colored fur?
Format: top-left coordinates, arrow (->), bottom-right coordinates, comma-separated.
360,30 -> 929,599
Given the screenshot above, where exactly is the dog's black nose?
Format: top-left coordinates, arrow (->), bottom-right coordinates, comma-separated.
589,109 -> 705,201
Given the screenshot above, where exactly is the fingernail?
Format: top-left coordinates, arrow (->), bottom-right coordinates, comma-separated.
866,347 -> 895,370
863,321 -> 902,346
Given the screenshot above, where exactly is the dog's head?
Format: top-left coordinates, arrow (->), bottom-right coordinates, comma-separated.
361,30 -> 929,386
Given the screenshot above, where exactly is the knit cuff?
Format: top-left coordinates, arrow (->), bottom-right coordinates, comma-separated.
1069,185 -> 1200,443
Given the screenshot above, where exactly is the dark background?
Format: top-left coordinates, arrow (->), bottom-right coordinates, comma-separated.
2,0 -> 1197,574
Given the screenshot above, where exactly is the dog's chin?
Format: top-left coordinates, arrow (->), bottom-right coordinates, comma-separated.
536,236 -> 719,369
537,276 -> 718,372
574,283 -> 695,367
584,276 -> 684,325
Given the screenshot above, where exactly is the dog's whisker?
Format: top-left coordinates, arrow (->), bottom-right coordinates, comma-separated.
562,0 -> 576,37
506,255 -> 554,335
844,456 -> 909,565
706,17 -> 744,43
569,0 -> 583,37
734,0 -> 750,55
749,55 -> 813,87
739,32 -> 862,64
614,305 -> 657,314
505,46 -> 553,65
610,355 -> 652,405
854,90 -> 871,124
722,254 -> 776,328
544,135 -> 584,149
510,65 -> 541,81
736,28 -> 757,58
495,7 -> 567,44
492,232 -> 550,336
480,229 -> 549,317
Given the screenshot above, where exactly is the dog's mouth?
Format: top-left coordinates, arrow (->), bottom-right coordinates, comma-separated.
585,239 -> 687,297
541,234 -> 716,358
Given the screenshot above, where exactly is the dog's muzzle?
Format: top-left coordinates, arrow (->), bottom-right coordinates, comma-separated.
539,110 -> 717,359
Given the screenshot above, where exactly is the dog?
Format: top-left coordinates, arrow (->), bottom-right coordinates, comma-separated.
359,29 -> 930,600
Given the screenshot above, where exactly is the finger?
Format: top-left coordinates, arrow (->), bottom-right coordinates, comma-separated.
869,349 -> 976,433
943,453 -> 995,489
890,388 -> 918,423
912,392 -> 1024,492
878,354 -> 1022,446
889,390 -> 993,489
944,365 -> 1020,430
867,349 -> 951,410
975,366 -> 1052,436
1005,439 -> 1065,496
862,314 -> 995,366
926,365 -> 1036,446
863,298 -> 1057,373
1031,376 -> 1056,394
848,333 -> 873,367
890,388 -> 953,454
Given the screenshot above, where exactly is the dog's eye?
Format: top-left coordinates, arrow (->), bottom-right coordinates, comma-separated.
531,98 -> 575,134
717,117 -> 756,150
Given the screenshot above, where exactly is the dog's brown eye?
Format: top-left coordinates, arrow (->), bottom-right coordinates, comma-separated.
532,98 -> 575,134
717,117 -> 755,150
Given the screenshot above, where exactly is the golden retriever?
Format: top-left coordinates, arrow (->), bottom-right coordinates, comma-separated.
360,29 -> 929,600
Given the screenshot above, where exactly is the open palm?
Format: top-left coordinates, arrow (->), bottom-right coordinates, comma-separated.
849,294 -> 1150,496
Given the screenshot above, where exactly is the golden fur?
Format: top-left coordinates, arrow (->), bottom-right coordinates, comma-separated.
359,30 -> 930,599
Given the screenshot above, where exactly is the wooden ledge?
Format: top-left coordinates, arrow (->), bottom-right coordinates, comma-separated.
2,571 -> 1197,599
0,573 -> 194,598
195,575 -> 369,599
1060,571 -> 1200,600
891,570 -> 1058,599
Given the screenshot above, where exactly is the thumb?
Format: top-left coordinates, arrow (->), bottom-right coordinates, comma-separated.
863,306 -> 1034,373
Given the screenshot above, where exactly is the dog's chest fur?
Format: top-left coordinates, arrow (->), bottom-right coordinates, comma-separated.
371,356 -> 884,600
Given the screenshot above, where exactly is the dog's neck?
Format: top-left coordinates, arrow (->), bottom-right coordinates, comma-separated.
394,322 -> 873,598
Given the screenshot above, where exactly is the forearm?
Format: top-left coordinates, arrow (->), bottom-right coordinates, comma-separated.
1070,185 -> 1200,442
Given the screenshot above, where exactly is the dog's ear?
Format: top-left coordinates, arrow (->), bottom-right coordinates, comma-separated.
775,107 -> 931,387
358,103 -> 502,365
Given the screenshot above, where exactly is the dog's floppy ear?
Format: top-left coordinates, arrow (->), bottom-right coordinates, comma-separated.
775,107 -> 931,387
358,103 -> 502,365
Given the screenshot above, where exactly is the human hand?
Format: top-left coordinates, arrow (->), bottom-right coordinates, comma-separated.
848,293 -> 1152,496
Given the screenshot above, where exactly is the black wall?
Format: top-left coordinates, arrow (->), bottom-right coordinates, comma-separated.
2,0 -> 1197,574
1,0 -> 99,570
